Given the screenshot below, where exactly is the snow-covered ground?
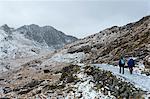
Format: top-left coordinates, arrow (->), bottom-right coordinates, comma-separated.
48,51 -> 150,95
50,52 -> 85,64
70,72 -> 114,99
92,64 -> 150,92
48,50 -> 150,93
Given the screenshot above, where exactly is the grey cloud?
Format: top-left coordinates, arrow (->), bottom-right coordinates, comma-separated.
0,0 -> 149,38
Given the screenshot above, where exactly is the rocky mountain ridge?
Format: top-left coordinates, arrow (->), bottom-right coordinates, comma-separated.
16,24 -> 77,49
66,15 -> 150,68
0,24 -> 77,59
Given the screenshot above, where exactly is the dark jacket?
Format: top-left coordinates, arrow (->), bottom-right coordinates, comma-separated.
127,59 -> 135,68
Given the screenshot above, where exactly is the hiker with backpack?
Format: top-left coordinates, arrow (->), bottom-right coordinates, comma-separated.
119,56 -> 125,74
127,58 -> 135,74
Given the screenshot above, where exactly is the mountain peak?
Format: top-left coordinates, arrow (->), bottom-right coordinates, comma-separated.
0,24 -> 11,30
28,24 -> 40,28
42,25 -> 55,30
15,24 -> 77,49
140,15 -> 150,21
134,15 -> 150,26
0,24 -> 13,34
18,24 -> 56,31
21,24 -> 40,29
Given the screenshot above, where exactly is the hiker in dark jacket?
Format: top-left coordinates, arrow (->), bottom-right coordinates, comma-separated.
119,56 -> 125,74
127,58 -> 135,74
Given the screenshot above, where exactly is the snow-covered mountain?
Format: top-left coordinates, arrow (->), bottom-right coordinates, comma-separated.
0,24 -> 77,60
16,24 -> 77,49
0,26 -> 46,60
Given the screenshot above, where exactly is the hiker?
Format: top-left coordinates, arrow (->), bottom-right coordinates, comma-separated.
127,58 -> 135,74
119,56 -> 125,74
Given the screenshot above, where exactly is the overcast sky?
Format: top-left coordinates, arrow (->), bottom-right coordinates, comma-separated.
0,0 -> 149,38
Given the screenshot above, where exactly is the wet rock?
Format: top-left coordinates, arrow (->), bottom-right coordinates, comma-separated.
18,88 -> 33,95
29,64 -> 38,67
92,43 -> 103,49
31,48 -> 40,54
67,47 -> 82,54
81,45 -> 91,53
13,80 -> 42,94
66,76 -> 76,83
67,45 -> 91,53
17,76 -> 23,80
43,69 -> 50,73
3,87 -> 12,94
91,48 -> 97,54
24,80 -> 42,88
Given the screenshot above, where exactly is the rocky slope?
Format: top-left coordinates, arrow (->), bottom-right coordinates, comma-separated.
66,15 -> 150,68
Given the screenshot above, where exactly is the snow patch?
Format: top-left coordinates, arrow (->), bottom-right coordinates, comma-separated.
50,52 -> 85,63
66,72 -> 113,99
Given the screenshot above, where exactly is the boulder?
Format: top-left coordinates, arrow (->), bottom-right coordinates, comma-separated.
43,69 -> 50,73
91,48 -> 98,55
24,80 -> 42,88
3,87 -> 12,94
92,43 -> 103,49
31,48 -> 40,54
68,47 -> 83,53
67,47 -> 78,53
66,76 -> 76,83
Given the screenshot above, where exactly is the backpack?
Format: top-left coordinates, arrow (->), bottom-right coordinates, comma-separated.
128,59 -> 135,67
120,59 -> 125,65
